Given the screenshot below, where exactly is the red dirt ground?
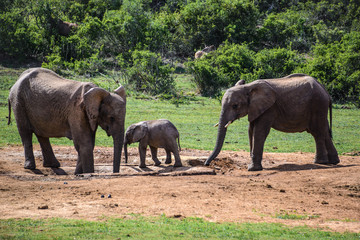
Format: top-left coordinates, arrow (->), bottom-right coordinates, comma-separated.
0,145 -> 359,233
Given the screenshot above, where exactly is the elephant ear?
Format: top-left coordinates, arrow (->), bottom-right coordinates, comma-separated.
133,122 -> 148,142
248,82 -> 276,122
114,85 -> 126,102
83,87 -> 110,132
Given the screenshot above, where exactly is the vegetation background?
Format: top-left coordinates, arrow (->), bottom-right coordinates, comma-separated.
1,0 -> 359,106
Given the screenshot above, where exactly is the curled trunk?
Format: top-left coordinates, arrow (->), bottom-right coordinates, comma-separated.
204,121 -> 227,166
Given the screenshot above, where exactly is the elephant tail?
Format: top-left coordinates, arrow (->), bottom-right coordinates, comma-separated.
7,99 -> 11,125
329,99 -> 333,139
177,137 -> 181,152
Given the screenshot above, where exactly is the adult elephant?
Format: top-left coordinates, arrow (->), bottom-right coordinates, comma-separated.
8,68 -> 126,174
204,74 -> 340,171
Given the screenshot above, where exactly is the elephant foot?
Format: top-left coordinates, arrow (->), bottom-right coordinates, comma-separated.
173,162 -> 183,167
314,155 -> 329,165
139,164 -> 147,168
165,159 -> 172,164
247,163 -> 263,171
24,160 -> 36,170
43,159 -> 61,168
154,161 -> 161,166
328,154 -> 340,165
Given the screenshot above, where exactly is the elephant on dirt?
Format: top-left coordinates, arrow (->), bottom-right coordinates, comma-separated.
8,68 -> 126,174
205,74 -> 340,171
124,119 -> 182,168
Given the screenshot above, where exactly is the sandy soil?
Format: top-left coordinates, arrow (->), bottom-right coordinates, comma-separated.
0,145 -> 359,233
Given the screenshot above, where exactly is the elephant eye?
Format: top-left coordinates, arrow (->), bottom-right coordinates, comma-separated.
232,104 -> 238,109
110,117 -> 115,123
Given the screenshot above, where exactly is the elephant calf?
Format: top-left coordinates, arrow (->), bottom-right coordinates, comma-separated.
124,119 -> 182,168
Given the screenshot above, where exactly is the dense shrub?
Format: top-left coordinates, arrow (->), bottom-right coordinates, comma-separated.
253,48 -> 306,79
1,0 -> 359,104
187,43 -> 305,97
186,43 -> 256,96
299,32 -> 360,106
0,8 -> 38,57
178,0 -> 259,51
256,10 -> 315,52
120,50 -> 175,96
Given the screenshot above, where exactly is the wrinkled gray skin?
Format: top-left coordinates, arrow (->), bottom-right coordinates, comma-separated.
205,74 -> 340,171
8,68 -> 126,174
124,119 -> 182,168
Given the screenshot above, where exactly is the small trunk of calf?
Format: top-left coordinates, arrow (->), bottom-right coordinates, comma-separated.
204,121 -> 227,166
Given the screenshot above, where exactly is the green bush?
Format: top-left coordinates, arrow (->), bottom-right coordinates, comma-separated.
299,31 -> 360,106
253,48 -> 306,79
178,0 -> 259,52
120,50 -> 176,96
0,8 -> 37,58
186,43 -> 256,96
256,10 -> 315,52
187,43 -> 305,97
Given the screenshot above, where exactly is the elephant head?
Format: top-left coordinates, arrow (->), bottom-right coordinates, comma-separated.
124,122 -> 148,163
204,80 -> 276,166
83,86 -> 126,173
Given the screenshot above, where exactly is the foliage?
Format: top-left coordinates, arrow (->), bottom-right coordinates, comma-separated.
187,43 -> 305,96
1,0 -> 360,105
256,10 -> 315,52
298,31 -> 360,107
119,50 -> 176,96
178,0 -> 259,51
253,47 -> 306,79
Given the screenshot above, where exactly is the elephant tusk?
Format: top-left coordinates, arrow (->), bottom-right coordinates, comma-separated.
213,123 -> 219,127
225,121 -> 233,128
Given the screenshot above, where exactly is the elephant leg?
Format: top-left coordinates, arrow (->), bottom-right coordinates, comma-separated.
21,131 -> 36,170
165,149 -> 172,164
326,136 -> 340,164
248,119 -> 272,171
322,123 -> 340,165
16,120 -> 36,169
168,140 -> 182,167
310,127 -> 329,164
150,146 -> 161,166
73,134 -> 95,174
36,135 -> 60,168
172,149 -> 182,167
139,143 -> 147,168
248,122 -> 254,153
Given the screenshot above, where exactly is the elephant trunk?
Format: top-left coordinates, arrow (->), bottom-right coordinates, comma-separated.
113,132 -> 124,173
204,117 -> 228,166
124,139 -> 128,164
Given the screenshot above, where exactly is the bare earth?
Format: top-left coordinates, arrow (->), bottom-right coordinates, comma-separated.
0,145 -> 359,233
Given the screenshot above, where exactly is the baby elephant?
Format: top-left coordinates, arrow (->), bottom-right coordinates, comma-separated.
124,119 -> 182,168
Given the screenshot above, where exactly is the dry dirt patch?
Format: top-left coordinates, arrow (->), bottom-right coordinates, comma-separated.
0,145 -> 359,233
